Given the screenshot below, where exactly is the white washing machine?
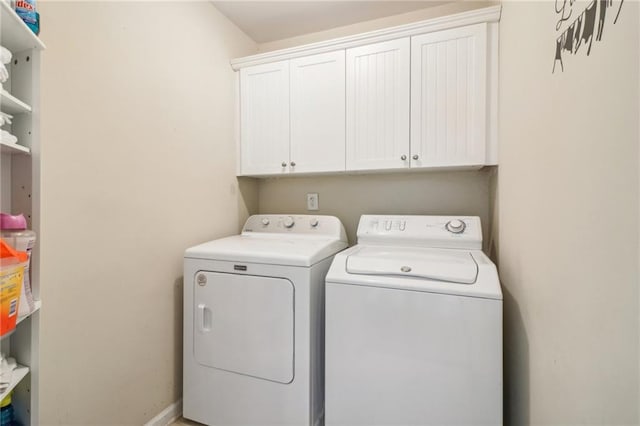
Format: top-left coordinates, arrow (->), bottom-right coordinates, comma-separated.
183,214 -> 348,426
325,215 -> 502,426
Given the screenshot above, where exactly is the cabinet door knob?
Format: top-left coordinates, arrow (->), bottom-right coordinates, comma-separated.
400,155 -> 407,161
290,161 -> 296,167
412,154 -> 419,160
281,162 -> 287,167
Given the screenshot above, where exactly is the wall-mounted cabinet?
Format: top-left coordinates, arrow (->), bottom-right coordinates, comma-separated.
290,51 -> 345,174
410,23 -> 487,169
346,38 -> 410,171
239,60 -> 290,176
233,5 -> 500,177
0,1 -> 45,424
239,51 -> 346,176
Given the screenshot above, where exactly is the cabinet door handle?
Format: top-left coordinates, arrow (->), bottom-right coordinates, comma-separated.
400,155 -> 407,161
290,161 -> 296,167
413,154 -> 419,160
281,162 -> 287,167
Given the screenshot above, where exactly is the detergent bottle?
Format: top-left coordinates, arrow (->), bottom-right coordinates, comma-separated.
15,0 -> 39,35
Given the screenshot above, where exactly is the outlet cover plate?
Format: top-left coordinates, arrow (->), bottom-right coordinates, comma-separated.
306,193 -> 319,211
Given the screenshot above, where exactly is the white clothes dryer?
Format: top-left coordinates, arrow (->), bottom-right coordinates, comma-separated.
325,215 -> 502,426
183,215 -> 347,426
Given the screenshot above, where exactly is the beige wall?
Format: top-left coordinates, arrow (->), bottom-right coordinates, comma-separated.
258,1 -> 498,53
498,1 -> 639,424
34,1 -> 640,424
38,2 -> 257,424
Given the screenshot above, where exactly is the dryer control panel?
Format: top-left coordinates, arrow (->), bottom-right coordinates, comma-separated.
357,215 -> 482,250
243,215 -> 347,240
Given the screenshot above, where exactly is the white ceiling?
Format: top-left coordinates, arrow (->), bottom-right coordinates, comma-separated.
213,1 -> 448,43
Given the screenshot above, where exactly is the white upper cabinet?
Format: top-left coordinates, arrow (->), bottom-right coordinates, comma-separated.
290,51 -> 345,173
239,52 -> 346,176
240,61 -> 290,175
410,24 -> 487,168
346,38 -> 410,171
233,6 -> 500,177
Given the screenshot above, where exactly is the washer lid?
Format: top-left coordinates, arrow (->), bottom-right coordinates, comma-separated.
346,246 -> 478,284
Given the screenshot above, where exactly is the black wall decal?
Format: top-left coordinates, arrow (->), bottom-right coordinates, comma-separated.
553,0 -> 624,73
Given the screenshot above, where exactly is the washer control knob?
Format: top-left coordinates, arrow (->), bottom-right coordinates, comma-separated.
261,218 -> 270,226
283,216 -> 295,228
446,219 -> 466,234
310,218 -> 319,228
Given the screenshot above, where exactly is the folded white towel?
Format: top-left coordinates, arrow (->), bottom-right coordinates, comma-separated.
0,112 -> 13,126
1,130 -> 18,144
0,354 -> 17,391
0,46 -> 12,65
0,63 -> 8,83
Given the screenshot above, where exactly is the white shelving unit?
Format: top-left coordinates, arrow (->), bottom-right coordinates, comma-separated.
0,365 -> 29,402
1,89 -> 32,114
16,301 -> 41,326
0,2 -> 44,424
1,2 -> 45,52
0,141 -> 29,154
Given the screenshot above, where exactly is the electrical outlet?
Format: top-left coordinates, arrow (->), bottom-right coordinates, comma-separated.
307,193 -> 319,211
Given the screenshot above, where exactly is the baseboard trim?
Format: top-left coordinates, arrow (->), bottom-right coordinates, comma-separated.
144,399 -> 182,426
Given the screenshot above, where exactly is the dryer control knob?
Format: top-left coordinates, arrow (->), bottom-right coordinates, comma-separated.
261,218 -> 270,226
446,219 -> 466,234
283,216 -> 295,228
310,218 -> 319,228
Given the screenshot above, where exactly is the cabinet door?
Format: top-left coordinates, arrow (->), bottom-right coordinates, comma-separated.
290,51 -> 346,174
240,61 -> 290,175
346,38 -> 410,171
410,24 -> 487,168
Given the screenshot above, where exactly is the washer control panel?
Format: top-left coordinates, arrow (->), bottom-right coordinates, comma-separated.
357,215 -> 482,250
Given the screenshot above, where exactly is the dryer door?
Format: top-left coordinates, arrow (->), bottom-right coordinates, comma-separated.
194,271 -> 294,384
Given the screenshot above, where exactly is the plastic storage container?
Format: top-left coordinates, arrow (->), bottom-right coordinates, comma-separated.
0,214 -> 35,317
0,240 -> 27,337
